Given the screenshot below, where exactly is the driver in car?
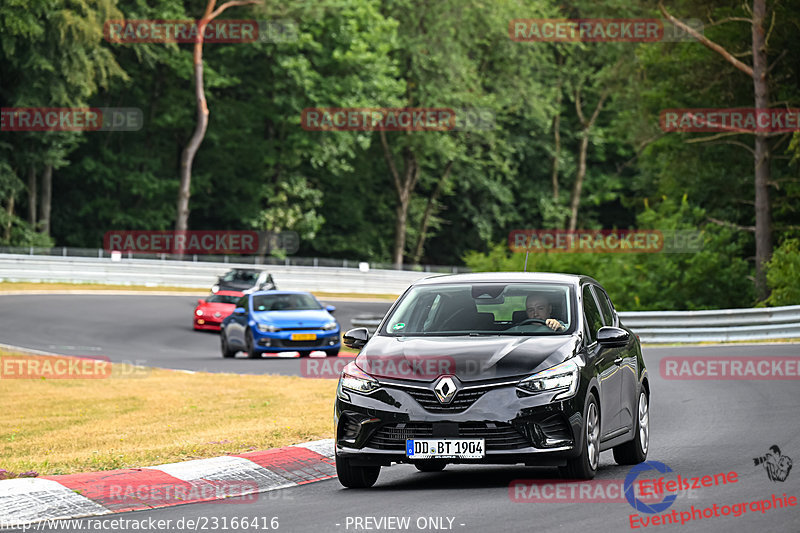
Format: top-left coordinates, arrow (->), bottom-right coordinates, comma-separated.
525,295 -> 566,331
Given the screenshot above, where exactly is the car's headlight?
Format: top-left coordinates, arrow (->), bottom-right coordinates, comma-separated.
195,309 -> 204,316
211,285 -> 220,293
322,321 -> 337,331
517,359 -> 579,400
257,323 -> 280,332
338,361 -> 379,398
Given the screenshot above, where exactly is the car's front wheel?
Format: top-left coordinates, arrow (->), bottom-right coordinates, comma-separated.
245,329 -> 260,359
324,349 -> 339,357
560,392 -> 599,480
220,331 -> 236,358
613,390 -> 649,465
335,453 -> 380,488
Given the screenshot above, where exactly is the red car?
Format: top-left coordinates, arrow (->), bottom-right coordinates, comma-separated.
193,291 -> 244,331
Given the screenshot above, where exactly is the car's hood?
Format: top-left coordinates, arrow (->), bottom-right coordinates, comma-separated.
252,309 -> 335,328
356,334 -> 580,382
198,302 -> 235,312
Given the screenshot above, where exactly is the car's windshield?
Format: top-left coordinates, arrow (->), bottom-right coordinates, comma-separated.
221,270 -> 259,282
251,293 -> 321,311
382,282 -> 574,336
206,294 -> 241,304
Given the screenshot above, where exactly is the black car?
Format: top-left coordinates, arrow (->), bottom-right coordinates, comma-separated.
334,272 -> 649,488
212,268 -> 276,294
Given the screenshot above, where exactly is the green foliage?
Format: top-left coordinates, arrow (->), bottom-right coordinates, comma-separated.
764,239 -> 800,307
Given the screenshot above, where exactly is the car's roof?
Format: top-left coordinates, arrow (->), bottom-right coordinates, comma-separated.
249,290 -> 313,297
411,271 -> 598,287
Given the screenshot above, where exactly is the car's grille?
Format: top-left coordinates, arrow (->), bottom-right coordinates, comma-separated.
392,387 -> 488,413
366,422 -> 530,451
275,339 -> 324,348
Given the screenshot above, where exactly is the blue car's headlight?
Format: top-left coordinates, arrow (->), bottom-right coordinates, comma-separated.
517,359 -> 579,400
322,321 -> 337,331
257,323 -> 280,332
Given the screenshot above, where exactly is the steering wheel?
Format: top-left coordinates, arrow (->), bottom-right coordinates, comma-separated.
517,318 -> 548,326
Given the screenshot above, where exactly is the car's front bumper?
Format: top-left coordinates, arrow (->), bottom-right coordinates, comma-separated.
252,328 -> 341,352
194,318 -> 223,330
334,380 -> 585,467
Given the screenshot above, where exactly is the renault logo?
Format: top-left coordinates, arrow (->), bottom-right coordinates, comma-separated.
434,376 -> 457,404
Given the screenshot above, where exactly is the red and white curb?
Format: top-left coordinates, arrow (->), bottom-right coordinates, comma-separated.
0,439 -> 335,527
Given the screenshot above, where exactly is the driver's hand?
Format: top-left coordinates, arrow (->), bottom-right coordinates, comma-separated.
546,319 -> 564,331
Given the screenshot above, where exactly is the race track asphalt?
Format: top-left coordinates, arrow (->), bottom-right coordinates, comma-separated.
2,295 -> 799,532
0,294 -> 393,375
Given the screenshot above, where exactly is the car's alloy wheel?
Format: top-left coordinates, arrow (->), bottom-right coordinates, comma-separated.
560,393 -> 599,479
335,453 -> 380,488
221,331 -> 236,358
612,390 -> 649,465
246,329 -> 259,359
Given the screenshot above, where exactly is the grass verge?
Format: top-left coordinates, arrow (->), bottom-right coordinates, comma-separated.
0,351 -> 337,476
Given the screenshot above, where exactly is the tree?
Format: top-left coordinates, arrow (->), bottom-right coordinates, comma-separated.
658,0 -> 774,299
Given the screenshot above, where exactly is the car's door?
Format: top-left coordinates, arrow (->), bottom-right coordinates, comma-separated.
582,284 -> 623,437
596,286 -> 638,432
228,295 -> 249,346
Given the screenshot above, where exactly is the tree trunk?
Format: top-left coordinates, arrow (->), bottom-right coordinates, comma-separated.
39,164 -> 52,236
5,193 -> 14,241
569,135 -> 589,231
174,0 -> 260,256
413,161 -> 452,264
381,131 -> 419,270
175,40 -> 209,248
552,55 -> 563,200
27,164 -> 36,228
752,0 -> 771,300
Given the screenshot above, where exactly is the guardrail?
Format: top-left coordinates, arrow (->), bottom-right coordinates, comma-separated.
350,306 -> 800,343
0,254 -> 432,295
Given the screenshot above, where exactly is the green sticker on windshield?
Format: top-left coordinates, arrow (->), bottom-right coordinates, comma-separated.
392,322 -> 406,330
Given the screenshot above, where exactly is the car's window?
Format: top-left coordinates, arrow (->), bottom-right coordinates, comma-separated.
222,270 -> 259,282
594,287 -> 616,326
252,293 -> 321,311
237,296 -> 249,310
206,294 -> 241,304
381,282 -> 574,336
582,285 -> 603,344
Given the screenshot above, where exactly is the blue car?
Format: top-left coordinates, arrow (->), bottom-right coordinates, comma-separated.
220,291 -> 340,358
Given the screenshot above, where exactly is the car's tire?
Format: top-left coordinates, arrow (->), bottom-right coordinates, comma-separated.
297,351 -> 311,358
414,460 -> 446,473
324,349 -> 339,357
335,453 -> 380,488
560,392 -> 600,480
220,331 -> 236,358
613,390 -> 649,465
245,329 -> 260,359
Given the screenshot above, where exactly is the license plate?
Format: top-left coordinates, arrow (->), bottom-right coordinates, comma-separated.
291,333 -> 316,341
406,439 -> 485,459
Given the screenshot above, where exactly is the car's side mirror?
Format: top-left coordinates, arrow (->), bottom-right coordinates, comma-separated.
197,299 -> 205,305
326,305 -> 336,314
343,327 -> 369,349
597,326 -> 630,347
233,307 -> 246,316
